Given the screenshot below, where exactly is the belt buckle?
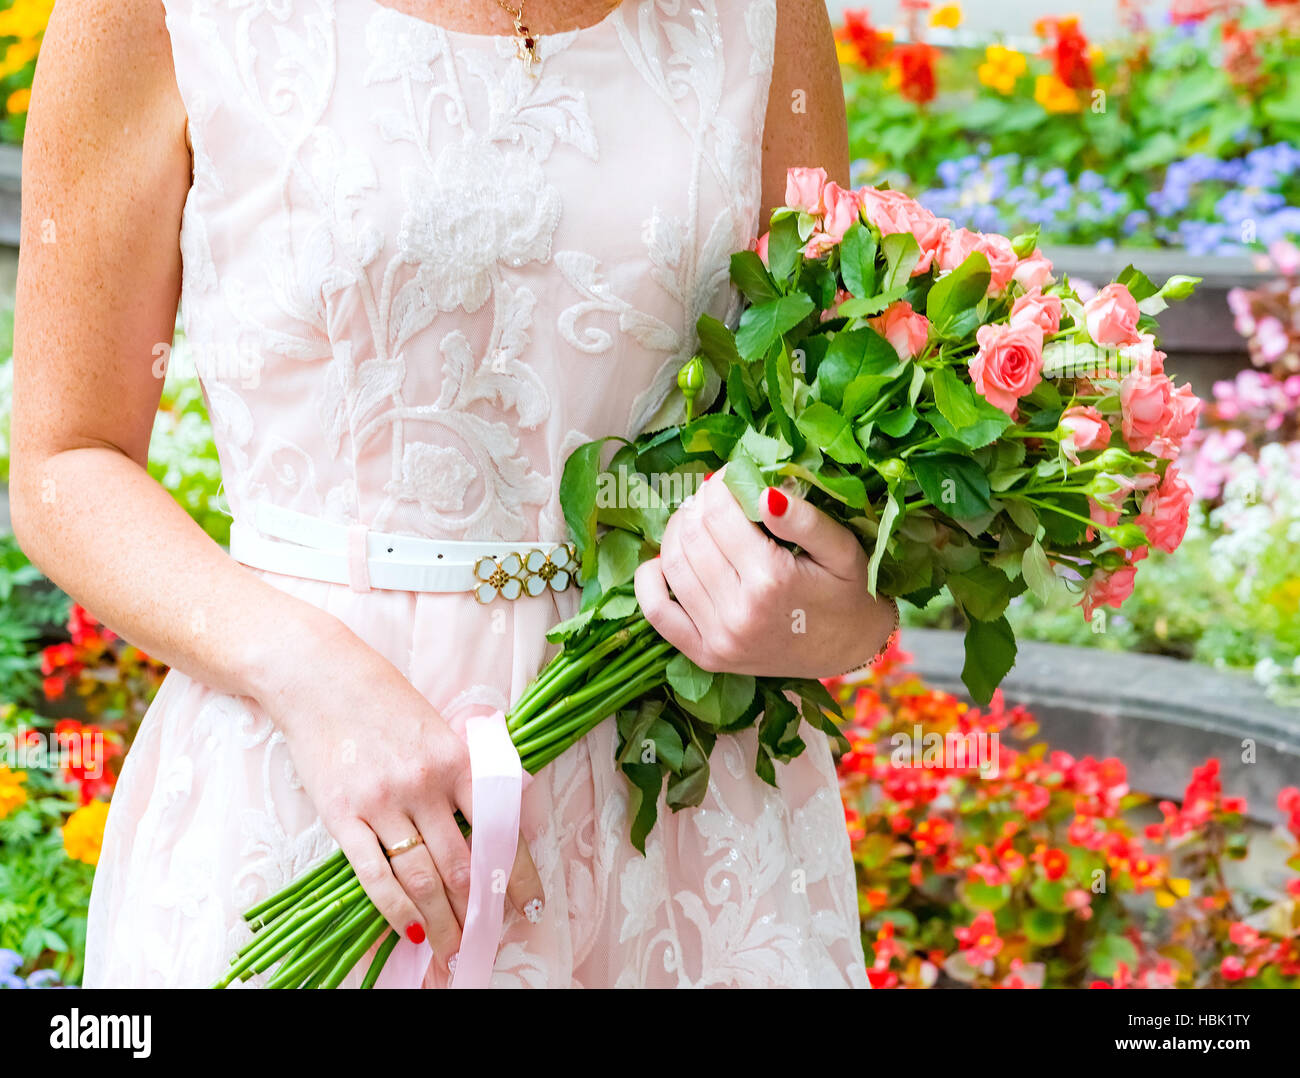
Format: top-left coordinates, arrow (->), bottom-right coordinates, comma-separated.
472,543 -> 577,604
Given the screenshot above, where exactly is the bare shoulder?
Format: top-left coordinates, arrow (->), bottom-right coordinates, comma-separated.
25,0 -> 187,184
760,0 -> 849,224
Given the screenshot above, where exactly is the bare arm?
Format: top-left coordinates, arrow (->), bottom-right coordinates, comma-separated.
759,0 -> 852,222
9,0 -> 542,967
10,0 -> 334,701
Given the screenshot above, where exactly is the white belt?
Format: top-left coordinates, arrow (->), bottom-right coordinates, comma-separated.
227,502 -> 578,602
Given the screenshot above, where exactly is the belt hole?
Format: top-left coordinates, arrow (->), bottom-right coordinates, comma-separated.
387,547 -> 393,553
437,554 -> 443,559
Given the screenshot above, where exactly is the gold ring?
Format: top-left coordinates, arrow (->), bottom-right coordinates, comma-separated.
383,835 -> 424,859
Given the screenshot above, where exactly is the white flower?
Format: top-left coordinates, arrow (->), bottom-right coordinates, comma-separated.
388,442 -> 477,515
396,137 -> 561,314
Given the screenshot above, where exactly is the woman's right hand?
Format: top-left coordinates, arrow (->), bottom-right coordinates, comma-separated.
254,610 -> 544,974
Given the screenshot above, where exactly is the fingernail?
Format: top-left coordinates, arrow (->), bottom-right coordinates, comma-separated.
405,922 -> 425,945
524,898 -> 544,924
447,952 -> 458,974
766,487 -> 788,517
703,471 -> 714,481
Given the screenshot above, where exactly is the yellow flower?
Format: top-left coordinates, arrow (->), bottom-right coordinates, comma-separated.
63,799 -> 110,866
977,44 -> 1027,95
0,766 -> 27,819
0,0 -> 54,40
0,38 -> 40,79
1034,72 -> 1081,114
6,87 -> 31,116
835,39 -> 856,66
930,3 -> 962,28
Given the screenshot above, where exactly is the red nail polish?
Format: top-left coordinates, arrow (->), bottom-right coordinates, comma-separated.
704,471 -> 714,481
405,922 -> 425,945
766,487 -> 788,517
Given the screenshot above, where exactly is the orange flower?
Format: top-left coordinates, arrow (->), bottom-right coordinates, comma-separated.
1034,73 -> 1081,113
6,87 -> 31,116
836,9 -> 894,70
892,42 -> 939,105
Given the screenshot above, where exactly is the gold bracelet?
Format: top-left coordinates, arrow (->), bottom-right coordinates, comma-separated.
834,595 -> 899,678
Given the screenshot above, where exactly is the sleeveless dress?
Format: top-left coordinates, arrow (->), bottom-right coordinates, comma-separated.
82,0 -> 869,988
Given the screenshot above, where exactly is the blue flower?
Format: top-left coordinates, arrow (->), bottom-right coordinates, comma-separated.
0,950 -> 22,978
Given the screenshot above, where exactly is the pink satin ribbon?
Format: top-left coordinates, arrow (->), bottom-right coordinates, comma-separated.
448,709 -> 522,989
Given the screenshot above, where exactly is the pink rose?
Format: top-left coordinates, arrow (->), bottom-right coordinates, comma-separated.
938,227 -> 982,274
786,166 -> 829,215
1147,383 -> 1202,460
821,287 -> 853,323
1093,470 -> 1160,512
857,188 -> 947,274
1117,332 -> 1165,377
754,230 -> 770,267
1013,248 -> 1055,291
1083,283 -> 1142,346
970,322 -> 1044,416
1085,497 -> 1120,542
1010,287 -> 1062,336
975,233 -> 1018,293
1119,370 -> 1172,452
1080,564 -> 1137,622
869,300 -> 930,359
1135,466 -> 1193,554
1059,404 -> 1110,465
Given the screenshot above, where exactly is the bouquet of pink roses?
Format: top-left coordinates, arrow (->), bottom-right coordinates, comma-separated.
216,168 -> 1201,990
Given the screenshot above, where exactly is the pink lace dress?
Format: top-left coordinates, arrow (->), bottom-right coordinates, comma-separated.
83,0 -> 868,988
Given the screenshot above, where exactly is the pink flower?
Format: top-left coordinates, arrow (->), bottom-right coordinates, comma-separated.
752,230 -> 770,267
1010,287 -> 1062,336
820,287 -> 853,323
785,166 -> 829,215
869,300 -> 930,359
857,187 -> 948,273
804,182 -> 863,256
1135,466 -> 1193,554
1268,238 -> 1300,277
1081,563 -> 1137,621
1059,405 -> 1110,465
1146,383 -> 1202,460
1086,497 -> 1120,541
1013,249 -> 1055,291
1083,283 -> 1142,346
1119,370 -> 1172,452
975,233 -> 1019,293
822,182 -> 861,241
1117,332 -> 1165,377
970,322 -> 1044,416
938,229 -> 1017,293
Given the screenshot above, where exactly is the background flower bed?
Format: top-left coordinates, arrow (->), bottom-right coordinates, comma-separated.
838,1 -> 1300,252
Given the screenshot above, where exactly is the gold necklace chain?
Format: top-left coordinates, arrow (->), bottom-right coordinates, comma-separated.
490,0 -> 541,75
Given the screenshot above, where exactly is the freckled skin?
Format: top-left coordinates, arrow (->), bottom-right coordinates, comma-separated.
636,0 -> 896,677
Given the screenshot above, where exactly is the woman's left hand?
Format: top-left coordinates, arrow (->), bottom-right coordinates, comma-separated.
633,468 -> 897,679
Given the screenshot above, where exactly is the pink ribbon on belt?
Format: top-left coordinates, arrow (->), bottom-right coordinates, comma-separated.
448,709 -> 523,989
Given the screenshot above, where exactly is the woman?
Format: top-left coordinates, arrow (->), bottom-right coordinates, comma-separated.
10,0 -> 895,988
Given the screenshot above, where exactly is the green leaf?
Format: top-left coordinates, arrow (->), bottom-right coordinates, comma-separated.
1023,909 -> 1066,946
621,760 -> 664,855
596,528 -> 643,591
560,437 -> 620,580
867,491 -> 900,596
834,285 -> 909,320
961,614 -> 1017,706
722,450 -> 767,521
735,293 -> 816,363
666,653 -> 713,703
926,250 -> 990,339
1090,933 -> 1141,979
947,563 -> 1013,622
730,249 -> 779,304
766,212 -> 803,283
931,366 -> 979,429
881,232 -> 921,290
678,672 -> 757,727
795,401 -> 868,466
1021,540 -> 1059,603
839,220 -> 878,299
695,312 -> 743,370
812,326 -> 899,412
911,453 -> 993,519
